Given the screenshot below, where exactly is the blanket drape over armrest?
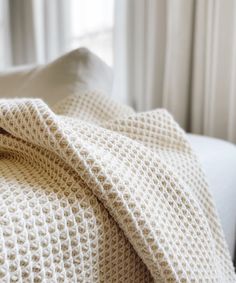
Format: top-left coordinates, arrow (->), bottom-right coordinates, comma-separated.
0,91 -> 235,282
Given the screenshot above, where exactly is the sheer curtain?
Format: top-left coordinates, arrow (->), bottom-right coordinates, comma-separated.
0,0 -> 11,69
0,0 -> 114,68
0,0 -> 70,67
114,0 -> 236,143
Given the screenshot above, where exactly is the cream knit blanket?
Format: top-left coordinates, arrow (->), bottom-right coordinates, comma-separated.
0,91 -> 235,283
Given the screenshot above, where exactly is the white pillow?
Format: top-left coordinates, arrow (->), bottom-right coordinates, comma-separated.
0,48 -> 113,106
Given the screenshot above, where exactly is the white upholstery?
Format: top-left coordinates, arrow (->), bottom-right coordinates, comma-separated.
187,134 -> 236,259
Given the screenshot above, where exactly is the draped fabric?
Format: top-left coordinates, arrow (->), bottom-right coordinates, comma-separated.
114,0 -> 236,143
0,89 -> 235,282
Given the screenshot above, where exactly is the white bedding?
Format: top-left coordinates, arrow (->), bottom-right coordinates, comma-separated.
188,134 -> 236,259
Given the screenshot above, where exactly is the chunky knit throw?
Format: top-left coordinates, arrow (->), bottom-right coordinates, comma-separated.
0,91 -> 235,282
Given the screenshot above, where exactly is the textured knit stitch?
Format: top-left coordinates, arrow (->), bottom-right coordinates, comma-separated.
0,91 -> 235,282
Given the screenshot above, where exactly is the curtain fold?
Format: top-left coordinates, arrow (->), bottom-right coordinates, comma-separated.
114,0 -> 236,143
191,0 -> 236,142
0,0 -> 11,69
4,0 -> 70,66
9,0 -> 36,65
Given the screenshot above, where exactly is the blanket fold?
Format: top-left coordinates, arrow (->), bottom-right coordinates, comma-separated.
0,91 -> 235,282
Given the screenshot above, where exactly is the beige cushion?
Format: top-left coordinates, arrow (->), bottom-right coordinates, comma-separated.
0,48 -> 113,106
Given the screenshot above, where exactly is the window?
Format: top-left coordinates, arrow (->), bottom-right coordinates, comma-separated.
69,0 -> 114,66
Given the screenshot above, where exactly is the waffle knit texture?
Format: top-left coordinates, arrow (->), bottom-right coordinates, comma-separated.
0,90 -> 235,282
